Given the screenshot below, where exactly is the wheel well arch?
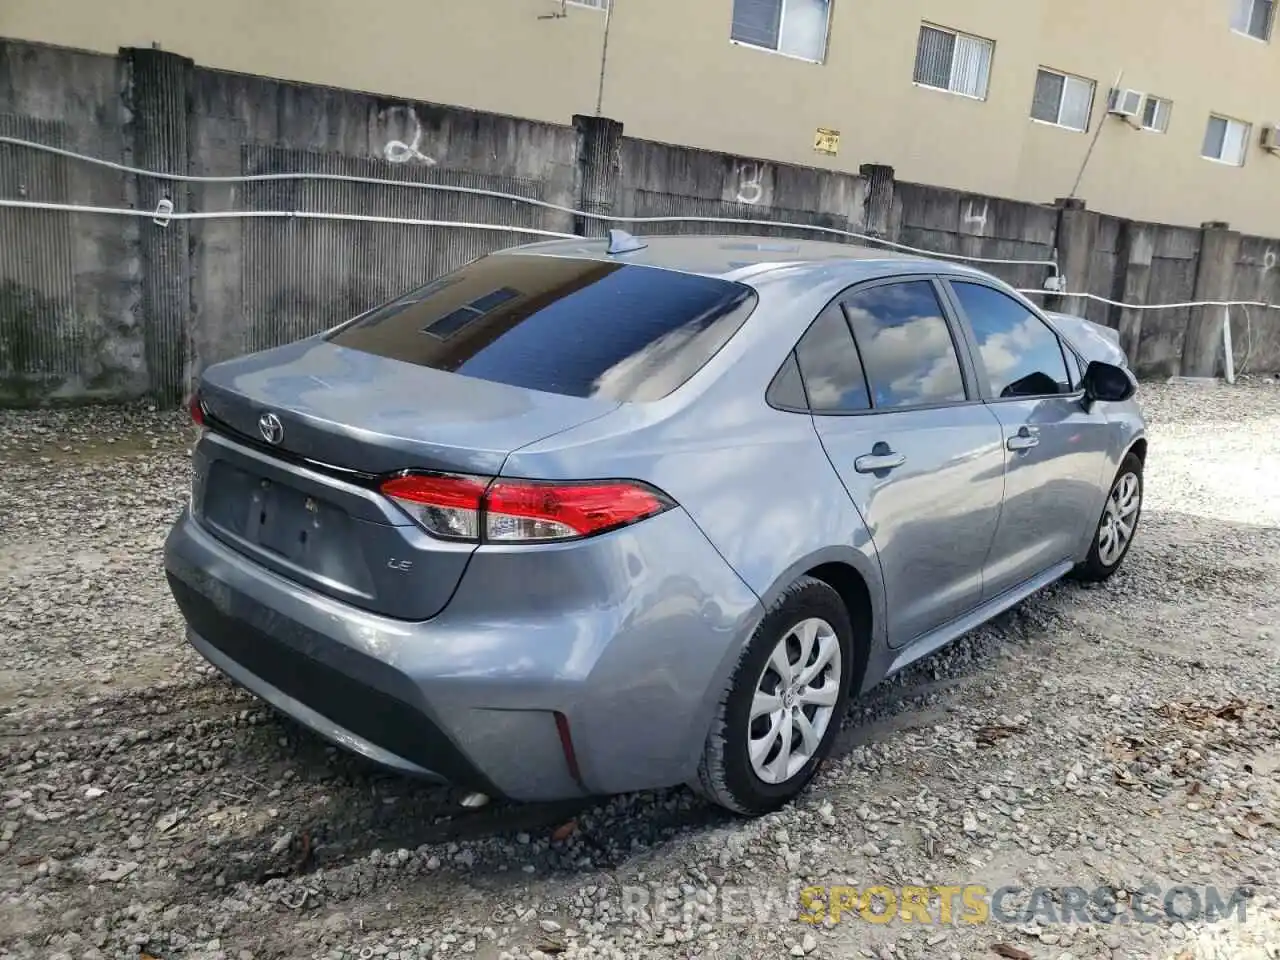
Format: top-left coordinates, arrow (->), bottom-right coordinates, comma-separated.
1127,437 -> 1147,465
805,561 -> 872,694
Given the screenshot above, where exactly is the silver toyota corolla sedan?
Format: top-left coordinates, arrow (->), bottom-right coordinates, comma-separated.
165,233 -> 1145,816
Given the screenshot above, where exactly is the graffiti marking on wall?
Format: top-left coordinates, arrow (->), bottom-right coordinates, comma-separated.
381,106 -> 437,165
1263,248 -> 1276,272
962,199 -> 989,231
735,162 -> 766,205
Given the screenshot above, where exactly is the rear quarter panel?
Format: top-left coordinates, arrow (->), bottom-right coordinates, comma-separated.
503,393 -> 887,736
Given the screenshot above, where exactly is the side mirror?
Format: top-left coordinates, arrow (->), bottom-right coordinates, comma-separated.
1081,360 -> 1136,407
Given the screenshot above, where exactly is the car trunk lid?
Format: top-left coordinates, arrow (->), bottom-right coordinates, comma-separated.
198,338 -> 614,477
193,339 -> 616,620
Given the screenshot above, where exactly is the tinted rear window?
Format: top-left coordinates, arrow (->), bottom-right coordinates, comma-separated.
327,254 -> 758,402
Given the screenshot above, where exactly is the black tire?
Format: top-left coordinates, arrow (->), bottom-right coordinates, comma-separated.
692,575 -> 855,816
1071,451 -> 1144,583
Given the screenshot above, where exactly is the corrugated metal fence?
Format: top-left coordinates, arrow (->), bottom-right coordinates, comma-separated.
0,115 -> 81,387
238,146 -> 548,356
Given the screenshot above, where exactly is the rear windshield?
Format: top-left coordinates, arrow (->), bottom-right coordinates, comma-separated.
326,254 -> 758,402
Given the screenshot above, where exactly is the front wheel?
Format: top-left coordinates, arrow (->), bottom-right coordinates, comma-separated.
1072,451 -> 1144,582
692,576 -> 854,816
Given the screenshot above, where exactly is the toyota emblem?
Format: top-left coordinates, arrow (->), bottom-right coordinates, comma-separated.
258,412 -> 284,445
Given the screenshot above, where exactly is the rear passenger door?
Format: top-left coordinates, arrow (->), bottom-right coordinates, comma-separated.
795,278 -> 1006,648
941,280 -> 1112,599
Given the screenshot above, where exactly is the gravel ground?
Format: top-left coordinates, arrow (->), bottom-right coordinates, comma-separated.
1,379 -> 1278,960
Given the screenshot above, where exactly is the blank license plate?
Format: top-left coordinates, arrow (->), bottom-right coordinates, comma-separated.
248,480 -> 321,559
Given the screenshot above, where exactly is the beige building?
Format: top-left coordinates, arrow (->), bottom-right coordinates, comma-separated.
4,0 -> 1280,234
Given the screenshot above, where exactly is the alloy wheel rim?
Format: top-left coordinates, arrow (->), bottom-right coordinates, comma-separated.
748,617 -> 842,785
1098,471 -> 1141,566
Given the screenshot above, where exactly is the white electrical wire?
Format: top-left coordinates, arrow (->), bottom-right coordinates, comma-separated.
0,135 -> 1060,273
7,193 -> 1275,315
4,136 -> 1277,315
0,198 -> 580,239
1237,304 -> 1255,374
1016,288 -> 1280,312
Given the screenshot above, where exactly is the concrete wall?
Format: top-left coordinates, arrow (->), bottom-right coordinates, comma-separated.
6,0 -> 1280,235
0,40 -> 145,402
613,138 -> 866,240
184,66 -> 581,380
0,37 -> 1278,405
1230,236 -> 1280,378
0,39 -> 581,402
1127,225 -> 1201,377
891,183 -> 1058,294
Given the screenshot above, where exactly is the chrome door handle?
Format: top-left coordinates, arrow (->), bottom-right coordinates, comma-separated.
1007,429 -> 1039,452
854,450 -> 906,474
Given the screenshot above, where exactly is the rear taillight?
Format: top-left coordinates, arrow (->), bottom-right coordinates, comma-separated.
380,473 -> 488,541
484,479 -> 673,542
380,473 -> 674,544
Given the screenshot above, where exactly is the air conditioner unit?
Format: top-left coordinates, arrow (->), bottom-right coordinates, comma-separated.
1261,124 -> 1280,153
1107,87 -> 1144,120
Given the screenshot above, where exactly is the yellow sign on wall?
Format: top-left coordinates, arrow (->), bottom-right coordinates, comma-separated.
814,128 -> 840,155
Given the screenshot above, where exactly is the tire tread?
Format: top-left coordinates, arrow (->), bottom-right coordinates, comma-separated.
1070,451 -> 1144,583
692,575 -> 853,816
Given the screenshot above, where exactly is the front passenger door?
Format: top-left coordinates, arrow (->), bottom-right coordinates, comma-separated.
800,279 -> 1006,647
944,280 -> 1113,599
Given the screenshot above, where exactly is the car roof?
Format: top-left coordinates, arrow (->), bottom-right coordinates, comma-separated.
501,233 -> 995,288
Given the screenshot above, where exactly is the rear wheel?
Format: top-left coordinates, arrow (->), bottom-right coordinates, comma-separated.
1072,451 -> 1144,582
692,576 -> 854,816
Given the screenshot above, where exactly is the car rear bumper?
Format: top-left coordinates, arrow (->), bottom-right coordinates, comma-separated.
168,573 -> 490,785
163,506 -> 762,802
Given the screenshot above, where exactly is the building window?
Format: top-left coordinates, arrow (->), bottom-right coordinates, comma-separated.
566,0 -> 607,7
1030,68 -> 1096,132
1202,115 -> 1251,165
1141,95 -> 1172,133
913,24 -> 994,99
730,0 -> 832,63
1231,0 -> 1274,40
